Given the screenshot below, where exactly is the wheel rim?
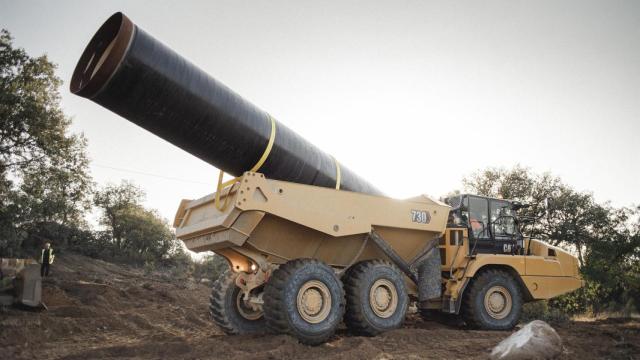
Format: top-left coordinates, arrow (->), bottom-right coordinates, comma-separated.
296,280 -> 332,324
483,285 -> 512,320
236,291 -> 263,321
369,278 -> 398,318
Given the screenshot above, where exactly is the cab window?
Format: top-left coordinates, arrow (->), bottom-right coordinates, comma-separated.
490,200 -> 517,237
468,197 -> 489,239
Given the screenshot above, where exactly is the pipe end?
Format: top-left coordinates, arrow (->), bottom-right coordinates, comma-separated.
70,12 -> 134,98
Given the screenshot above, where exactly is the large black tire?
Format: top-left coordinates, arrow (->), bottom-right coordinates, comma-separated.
209,270 -> 265,334
343,260 -> 408,336
263,259 -> 345,345
461,269 -> 522,330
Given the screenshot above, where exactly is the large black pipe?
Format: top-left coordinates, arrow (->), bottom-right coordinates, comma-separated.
71,12 -> 382,196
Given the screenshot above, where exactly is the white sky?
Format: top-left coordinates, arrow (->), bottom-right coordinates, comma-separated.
2,0 -> 639,224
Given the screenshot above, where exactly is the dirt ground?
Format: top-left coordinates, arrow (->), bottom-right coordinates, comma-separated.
1,254 -> 638,359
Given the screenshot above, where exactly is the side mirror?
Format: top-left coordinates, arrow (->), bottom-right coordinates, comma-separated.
511,201 -> 531,211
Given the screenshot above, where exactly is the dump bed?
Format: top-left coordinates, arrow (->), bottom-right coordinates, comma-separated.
174,172 -> 449,268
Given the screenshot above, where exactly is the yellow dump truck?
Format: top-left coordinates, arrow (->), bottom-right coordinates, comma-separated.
173,172 -> 583,344
71,12 -> 584,345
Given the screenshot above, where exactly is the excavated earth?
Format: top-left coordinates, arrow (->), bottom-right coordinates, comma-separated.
1,253 -> 638,359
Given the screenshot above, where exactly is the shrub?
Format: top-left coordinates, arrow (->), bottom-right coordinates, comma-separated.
192,254 -> 228,281
522,300 -> 569,324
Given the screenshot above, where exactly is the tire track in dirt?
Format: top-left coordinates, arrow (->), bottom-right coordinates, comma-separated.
1,254 -> 638,359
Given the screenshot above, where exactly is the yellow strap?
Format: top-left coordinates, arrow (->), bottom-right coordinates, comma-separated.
215,115 -> 277,210
214,170 -> 235,211
249,115 -> 277,172
332,155 -> 341,190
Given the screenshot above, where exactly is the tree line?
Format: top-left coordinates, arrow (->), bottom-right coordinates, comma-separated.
1,30 -> 638,314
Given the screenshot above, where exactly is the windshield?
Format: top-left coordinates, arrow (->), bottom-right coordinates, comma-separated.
491,200 -> 518,236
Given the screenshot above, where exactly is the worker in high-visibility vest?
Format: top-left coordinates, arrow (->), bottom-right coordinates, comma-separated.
40,242 -> 55,277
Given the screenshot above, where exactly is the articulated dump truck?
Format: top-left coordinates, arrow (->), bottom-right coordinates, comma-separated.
72,12 -> 583,345
172,175 -> 583,344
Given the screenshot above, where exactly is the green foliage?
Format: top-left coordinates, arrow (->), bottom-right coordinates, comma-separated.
116,206 -> 174,261
548,281 -> 605,315
93,181 -> 183,264
161,245 -> 194,279
0,29 -> 92,257
93,180 -> 145,252
463,165 -> 640,316
192,254 -> 228,281
521,301 -> 569,324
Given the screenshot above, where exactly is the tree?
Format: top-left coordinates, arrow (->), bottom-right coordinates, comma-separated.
94,181 -> 145,254
94,181 -> 181,263
117,206 -> 174,262
0,177 -> 23,255
0,29 -> 92,256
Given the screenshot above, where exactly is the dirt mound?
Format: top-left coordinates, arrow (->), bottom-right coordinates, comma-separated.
1,253 -> 216,359
1,253 -> 638,359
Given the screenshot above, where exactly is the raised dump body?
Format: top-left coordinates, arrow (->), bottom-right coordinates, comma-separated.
175,172 -> 449,294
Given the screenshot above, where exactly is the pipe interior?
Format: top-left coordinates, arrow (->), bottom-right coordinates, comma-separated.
70,13 -> 127,95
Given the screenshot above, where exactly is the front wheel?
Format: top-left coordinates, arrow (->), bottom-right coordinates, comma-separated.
263,259 -> 345,345
461,269 -> 522,330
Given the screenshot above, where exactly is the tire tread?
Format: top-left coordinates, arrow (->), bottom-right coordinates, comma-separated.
343,260 -> 407,336
461,268 -> 521,330
209,270 -> 239,334
263,258 -> 345,345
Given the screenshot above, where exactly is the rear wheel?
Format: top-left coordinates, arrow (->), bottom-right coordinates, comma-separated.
209,270 -> 265,334
461,269 -> 522,330
263,259 -> 345,345
343,260 -> 408,336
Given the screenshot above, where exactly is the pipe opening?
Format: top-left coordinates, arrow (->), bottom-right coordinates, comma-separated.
70,12 -> 134,98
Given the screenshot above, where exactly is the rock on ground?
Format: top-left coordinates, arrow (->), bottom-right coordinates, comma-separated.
490,320 -> 563,360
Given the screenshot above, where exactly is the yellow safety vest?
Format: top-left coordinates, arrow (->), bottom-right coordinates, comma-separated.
40,248 -> 55,264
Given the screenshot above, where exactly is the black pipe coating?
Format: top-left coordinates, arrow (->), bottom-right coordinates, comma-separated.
71,12 -> 382,196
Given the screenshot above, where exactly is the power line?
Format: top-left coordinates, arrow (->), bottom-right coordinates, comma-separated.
91,163 -> 212,185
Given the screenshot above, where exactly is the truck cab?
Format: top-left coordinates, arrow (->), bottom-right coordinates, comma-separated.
444,194 -> 525,256
432,194 -> 583,328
